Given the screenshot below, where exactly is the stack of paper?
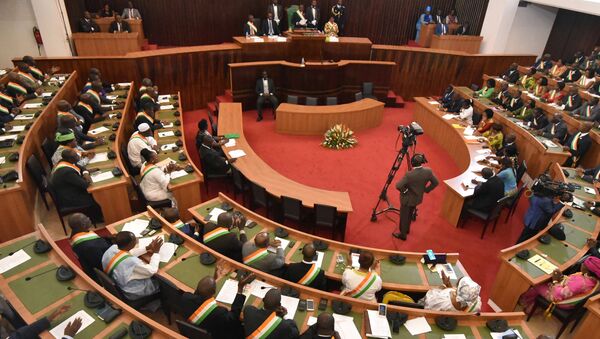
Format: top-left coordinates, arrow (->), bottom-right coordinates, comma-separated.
89,126 -> 110,135
527,254 -> 558,274
463,127 -> 475,136
158,131 -> 175,138
0,134 -> 18,141
0,250 -> 31,274
208,207 -> 226,222
158,242 -> 177,262
14,114 -> 34,120
366,310 -> 391,338
332,314 -> 362,339
49,310 -> 95,339
404,316 -> 432,335
170,170 -> 188,180
160,104 -> 175,110
137,235 -> 163,250
90,171 -> 114,183
442,114 -> 455,120
280,295 -> 299,320
224,139 -> 236,147
161,143 -> 178,151
88,152 -> 109,164
491,329 -> 523,339
443,335 -> 467,339
122,219 -> 150,236
350,253 -> 360,268
584,187 -> 596,195
228,149 -> 247,158
23,103 -> 43,109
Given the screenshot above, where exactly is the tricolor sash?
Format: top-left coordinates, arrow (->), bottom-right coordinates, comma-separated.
347,272 -> 379,299
585,105 -> 593,118
104,250 -> 132,275
188,297 -> 218,325
298,264 -> 320,285
579,77 -> 586,86
139,85 -> 147,93
247,22 -> 258,34
53,161 -> 81,175
58,111 -> 80,122
296,11 -> 306,21
77,102 -> 93,115
87,89 -> 101,103
141,163 -> 159,180
568,96 -> 573,107
521,75 -> 528,86
247,312 -> 282,339
140,93 -> 155,103
18,71 -> 36,84
0,104 -> 8,114
570,132 -> 582,151
130,131 -> 149,144
568,70 -> 575,80
534,85 -> 543,96
551,65 -> 558,75
136,111 -> 154,123
0,92 -> 14,104
29,66 -> 44,79
71,231 -> 101,246
243,248 -> 269,265
203,227 -> 230,243
8,82 -> 27,94
83,82 -> 92,91
173,219 -> 185,229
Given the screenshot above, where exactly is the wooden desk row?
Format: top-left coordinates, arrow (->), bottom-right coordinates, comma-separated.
72,33 -> 142,56
430,35 -> 483,54
0,72 -> 79,242
490,163 -> 599,312
574,293 -> 600,339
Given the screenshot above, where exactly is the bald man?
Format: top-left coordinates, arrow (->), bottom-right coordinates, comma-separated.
202,211 -> 248,262
242,231 -> 285,276
68,213 -> 111,282
563,123 -> 594,167
283,244 -> 326,290
300,313 -> 340,339
181,274 -> 253,337
243,288 -> 299,338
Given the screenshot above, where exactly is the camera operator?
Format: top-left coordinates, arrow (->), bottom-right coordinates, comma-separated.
515,191 -> 571,244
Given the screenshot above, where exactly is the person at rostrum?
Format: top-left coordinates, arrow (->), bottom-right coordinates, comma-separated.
515,192 -> 569,244
242,231 -> 285,276
79,11 -> 100,33
462,167 -> 505,215
98,3 -> 113,17
255,71 -> 279,121
267,0 -> 284,30
292,4 -> 308,29
300,313 -> 341,339
340,251 -> 382,301
283,243 -> 327,290
262,12 -> 281,36
393,154 -> 439,240
306,0 -> 321,29
68,213 -> 111,282
202,211 -> 247,262
243,14 -> 259,36
109,14 -> 131,33
243,288 -> 300,338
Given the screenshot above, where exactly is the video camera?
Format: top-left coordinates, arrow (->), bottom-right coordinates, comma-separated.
398,122 -> 424,136
531,174 -> 577,199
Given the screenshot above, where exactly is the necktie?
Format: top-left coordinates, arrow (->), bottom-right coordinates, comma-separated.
118,23 -> 121,32
130,9 -> 133,18
269,20 -> 273,35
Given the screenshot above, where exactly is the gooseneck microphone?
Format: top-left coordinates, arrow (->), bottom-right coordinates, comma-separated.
5,240 -> 37,256
25,266 -> 59,281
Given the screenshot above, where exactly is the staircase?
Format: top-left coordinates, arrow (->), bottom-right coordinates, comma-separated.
386,90 -> 405,108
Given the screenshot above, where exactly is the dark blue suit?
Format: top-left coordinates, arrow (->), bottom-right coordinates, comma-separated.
516,195 -> 563,243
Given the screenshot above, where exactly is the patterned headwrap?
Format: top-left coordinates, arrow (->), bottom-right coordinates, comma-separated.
456,277 -> 481,308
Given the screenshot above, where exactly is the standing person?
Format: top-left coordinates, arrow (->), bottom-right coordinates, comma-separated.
267,0 -> 283,30
292,4 -> 308,29
393,154 -> 439,240
415,5 -> 433,42
306,0 -> 320,29
255,71 -> 279,121
121,1 -> 142,19
331,0 -> 346,35
515,192 -> 568,244
98,3 -> 113,17
445,9 -> 459,25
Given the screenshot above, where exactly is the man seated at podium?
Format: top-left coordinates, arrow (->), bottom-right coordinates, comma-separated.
243,14 -> 259,36
292,4 -> 308,29
435,21 -> 449,36
122,1 -> 142,20
255,71 -> 279,122
456,21 -> 470,35
262,12 -> 281,36
109,14 -> 131,33
79,11 -> 100,33
306,0 -> 321,29
324,17 -> 339,37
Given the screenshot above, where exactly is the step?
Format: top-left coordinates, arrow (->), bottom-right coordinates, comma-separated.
395,96 -> 405,108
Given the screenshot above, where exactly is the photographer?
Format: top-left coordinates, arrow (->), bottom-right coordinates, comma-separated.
515,191 -> 571,244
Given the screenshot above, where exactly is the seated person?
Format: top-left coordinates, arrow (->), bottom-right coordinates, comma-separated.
49,149 -> 103,222
511,99 -> 535,120
300,313 -> 340,339
243,289 -> 300,338
562,123 -> 593,167
526,107 -> 549,130
539,113 -> 568,143
496,134 -> 518,158
109,14 -> 132,33
549,58 -> 567,78
455,21 -> 469,35
79,11 -> 100,32
69,213 -> 111,281
243,14 -> 259,36
540,81 -> 566,104
181,274 -> 253,338
242,231 -> 285,276
59,115 -> 104,151
590,80 -> 600,95
22,55 -> 59,81
324,17 -> 339,37
51,128 -> 95,167
292,4 -> 308,29
139,149 -> 179,206
476,109 -> 494,134
501,63 -> 520,84
516,192 -> 568,244
577,165 -> 600,184
455,99 -> 473,125
504,90 -> 523,112
74,93 -> 108,125
561,87 -> 582,112
571,97 -> 600,123
195,118 -> 223,150
262,12 -> 281,36
138,77 -> 154,94
255,71 -> 279,121
0,304 -> 79,339
122,1 -> 142,19
531,77 -> 548,97
491,82 -> 510,106
202,211 -> 248,262
561,63 -> 582,83
283,243 -> 326,290
134,102 -> 160,131
439,86 -> 455,107
474,78 -> 495,99
482,123 -> 504,152
496,157 -> 517,196
518,68 -> 537,91
7,69 -> 42,100
445,9 -> 459,24
520,257 -> 600,313
101,231 -> 162,300
98,3 -> 113,17
420,275 -> 482,312
199,134 -> 234,175
56,100 -> 87,134
533,54 -> 553,72
577,68 -> 596,89
464,167 -> 504,214
138,86 -> 160,112
573,51 -> 586,66
443,94 -> 463,113
127,123 -> 158,171
341,251 -> 382,302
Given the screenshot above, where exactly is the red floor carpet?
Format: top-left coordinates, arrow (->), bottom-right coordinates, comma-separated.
184,102 -> 532,308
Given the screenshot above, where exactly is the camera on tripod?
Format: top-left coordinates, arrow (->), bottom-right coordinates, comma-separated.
531,174 -> 577,198
397,122 -> 424,137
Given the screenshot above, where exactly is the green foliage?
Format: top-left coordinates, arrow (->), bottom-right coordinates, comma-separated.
322,124 -> 358,150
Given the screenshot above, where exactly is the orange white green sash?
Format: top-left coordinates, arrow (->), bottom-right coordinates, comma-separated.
347,272 -> 379,298
29,66 -> 44,79
568,96 -> 573,107
203,227 -> 230,243
18,71 -> 36,84
579,77 -> 586,86
549,90 -> 557,100
0,104 -> 8,114
247,312 -> 282,339
243,248 -> 269,265
86,89 -> 101,103
130,131 -> 149,144
104,250 -> 132,275
520,76 -> 528,86
173,219 -> 185,229
0,92 -> 14,104
568,70 -> 575,80
247,22 -> 258,34
77,102 -> 93,115
139,85 -> 147,93
585,105 -> 593,118
187,297 -> 218,325
534,85 -> 543,96
58,111 -> 80,122
141,163 -> 159,180
298,264 -> 320,285
140,93 -> 154,103
53,161 -> 81,174
570,132 -> 582,151
296,11 -> 306,21
71,231 -> 100,246
136,111 -> 154,123
551,65 -> 558,75
8,82 -> 27,94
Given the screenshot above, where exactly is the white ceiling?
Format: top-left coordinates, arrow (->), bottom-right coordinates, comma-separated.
525,0 -> 600,16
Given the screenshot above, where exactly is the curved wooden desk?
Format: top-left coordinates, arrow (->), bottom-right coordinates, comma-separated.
102,207 -> 534,338
72,32 -> 142,56
276,98 -> 384,135
218,102 -> 352,214
573,293 -> 600,339
490,163 -> 599,311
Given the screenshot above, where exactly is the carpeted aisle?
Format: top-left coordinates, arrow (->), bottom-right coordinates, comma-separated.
183,102 -> 532,308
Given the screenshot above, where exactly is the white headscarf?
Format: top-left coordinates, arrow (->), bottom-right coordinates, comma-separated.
456,277 -> 481,312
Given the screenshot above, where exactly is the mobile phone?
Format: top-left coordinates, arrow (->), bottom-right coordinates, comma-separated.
306,299 -> 314,311
426,250 -> 436,261
140,228 -> 151,237
336,254 -> 345,263
318,299 -> 328,311
298,299 -> 306,312
378,303 -> 387,317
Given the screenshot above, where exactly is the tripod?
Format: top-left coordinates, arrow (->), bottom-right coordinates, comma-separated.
370,134 -> 416,222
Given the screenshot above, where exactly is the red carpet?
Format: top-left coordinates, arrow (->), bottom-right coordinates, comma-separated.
182,103 -> 532,309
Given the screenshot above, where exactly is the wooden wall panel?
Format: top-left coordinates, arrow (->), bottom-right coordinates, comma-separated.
65,0 -> 489,46
544,9 -> 600,61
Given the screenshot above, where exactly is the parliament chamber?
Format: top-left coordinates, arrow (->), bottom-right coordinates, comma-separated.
0,0 -> 599,338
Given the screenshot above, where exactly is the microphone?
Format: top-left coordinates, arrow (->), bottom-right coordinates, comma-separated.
181,253 -> 201,261
25,266 -> 59,281
67,286 -> 92,293
5,240 -> 37,256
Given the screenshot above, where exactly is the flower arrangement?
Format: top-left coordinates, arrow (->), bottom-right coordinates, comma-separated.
322,124 -> 358,149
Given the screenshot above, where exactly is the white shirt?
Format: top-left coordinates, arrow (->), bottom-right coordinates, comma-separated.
273,6 -> 279,21
459,106 -> 473,125
311,7 -> 317,24
127,135 -> 157,168
262,79 -> 269,94
341,268 -> 382,301
140,163 -> 171,201
128,246 -> 161,281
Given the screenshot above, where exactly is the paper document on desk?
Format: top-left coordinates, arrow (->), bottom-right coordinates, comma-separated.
276,37 -> 287,42
312,251 -> 325,268
49,310 -> 95,339
160,105 -> 175,110
428,100 -> 440,105
476,149 -> 492,155
404,316 -> 432,335
436,263 -> 457,280
224,139 -> 236,147
351,252 -> 360,268
0,250 -> 31,274
280,295 -> 299,320
117,82 -> 131,87
160,143 -> 178,151
464,135 -> 478,141
443,335 -> 467,339
159,242 -> 177,262
162,122 -> 174,128
136,235 -> 163,251
542,140 -> 558,149
88,152 -> 109,164
0,134 -> 18,142
14,114 -> 34,120
89,126 -> 110,135
23,102 -> 42,109
216,279 -> 244,304
158,94 -> 172,101
333,314 -> 362,339
170,170 -> 188,180
442,114 -> 455,120
491,329 -> 523,339
122,219 -> 150,237
583,187 -> 596,195
41,92 -> 53,98
91,170 -> 114,183
366,310 -> 392,338
528,254 -> 557,274
249,280 -> 274,298
567,196 -> 586,209
158,131 -> 175,138
463,127 -> 475,136
208,207 -> 226,222
106,95 -> 118,100
0,156 -> 5,165
228,149 -> 247,158
268,237 -> 289,252
8,125 -> 26,133
307,316 -> 317,326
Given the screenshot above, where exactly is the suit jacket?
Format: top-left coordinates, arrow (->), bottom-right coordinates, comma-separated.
121,8 -> 141,19
496,141 -> 518,158
109,20 -> 131,33
243,21 -> 260,36
268,4 -> 284,23
505,96 -> 523,111
283,262 -> 327,290
306,6 -> 320,28
503,69 -> 520,84
541,121 -> 568,142
582,166 -> 600,183
242,242 -> 285,274
561,69 -> 582,82
526,113 -> 549,130
79,18 -> 100,33
533,59 -> 553,71
6,318 -> 51,339
565,132 -> 592,165
469,176 -> 505,214
200,144 -> 230,175
256,78 -> 275,95
201,222 -> 247,262
300,325 -> 339,339
562,94 -> 582,111
395,167 -> 439,207
181,293 -> 245,338
456,25 -> 469,35
292,11 -> 307,29
524,195 -> 562,230
50,165 -> 95,208
72,236 -> 111,279
243,306 -> 299,339
262,18 -> 281,36
572,102 -> 600,122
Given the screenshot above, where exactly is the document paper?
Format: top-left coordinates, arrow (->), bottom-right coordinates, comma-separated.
527,254 -> 557,274
280,295 -> 299,320
366,309 -> 391,338
216,279 -> 240,304
228,149 -> 247,159
332,314 -> 362,339
49,310 -> 95,339
0,250 -> 31,274
88,152 -> 109,164
404,316 -> 432,335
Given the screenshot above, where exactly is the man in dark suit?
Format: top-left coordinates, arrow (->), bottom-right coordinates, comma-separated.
504,91 -> 523,111
1,304 -> 78,339
331,0 -> 346,35
68,213 -> 111,282
496,134 -> 518,158
562,123 -> 593,167
393,154 -> 439,240
109,15 -> 131,33
516,192 -> 567,243
435,22 -> 449,36
243,288 -> 300,338
539,113 -> 568,143
292,4 -> 308,29
256,71 -> 279,121
138,86 -> 160,111
571,97 -> 600,123
79,11 -> 100,33
262,12 -> 281,36
181,274 -> 253,338
502,63 -> 520,84
134,102 -> 161,131
49,149 -> 103,222
201,211 -> 247,262
122,1 -> 142,19
456,22 -> 470,35
560,63 -> 582,83
283,243 -> 326,290
526,108 -> 549,130
300,313 -> 340,339
243,14 -> 260,36
491,82 -> 510,106
577,165 -> 600,183
464,167 -> 504,215
561,87 -> 582,112
268,0 -> 284,30
199,135 -> 234,175
533,54 -> 553,72
306,0 -> 321,29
